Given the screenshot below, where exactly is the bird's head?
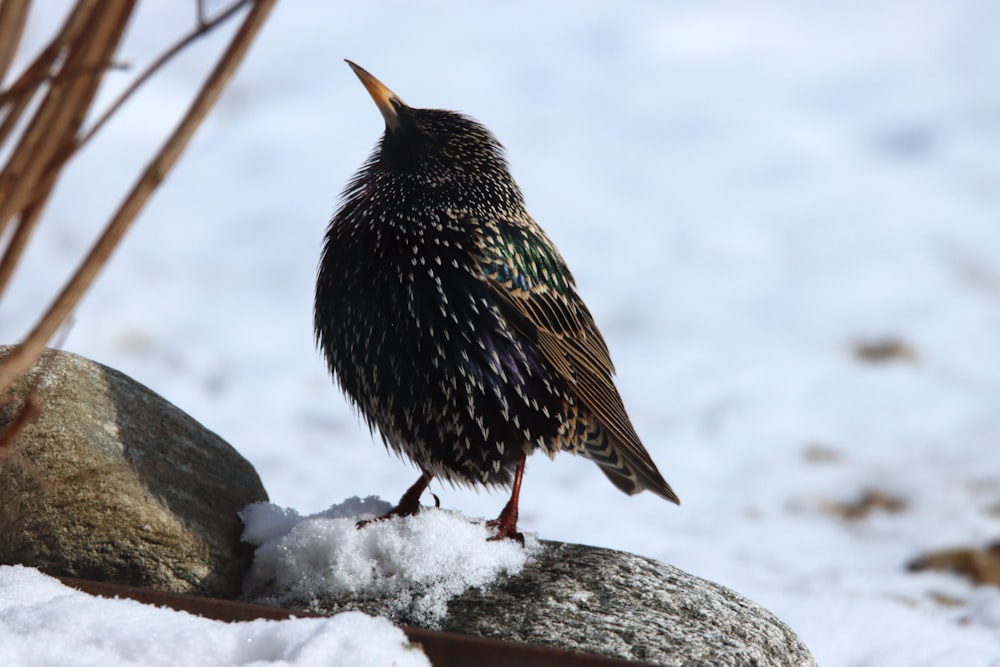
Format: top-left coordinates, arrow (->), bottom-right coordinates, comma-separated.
345,60 -> 524,212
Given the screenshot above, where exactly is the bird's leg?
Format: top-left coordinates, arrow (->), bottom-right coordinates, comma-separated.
487,453 -> 526,546
357,472 -> 433,528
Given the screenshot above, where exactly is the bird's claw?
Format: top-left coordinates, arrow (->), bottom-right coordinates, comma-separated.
356,504 -> 420,530
486,516 -> 525,546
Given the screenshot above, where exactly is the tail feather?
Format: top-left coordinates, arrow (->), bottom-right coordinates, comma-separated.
580,423 -> 680,505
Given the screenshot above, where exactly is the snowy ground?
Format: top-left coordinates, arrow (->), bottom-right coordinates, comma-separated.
2,1 -> 1000,665
0,565 -> 430,667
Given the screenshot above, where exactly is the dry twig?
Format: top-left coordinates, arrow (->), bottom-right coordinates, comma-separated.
0,0 -> 275,398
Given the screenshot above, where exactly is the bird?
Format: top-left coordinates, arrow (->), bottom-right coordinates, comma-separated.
315,61 -> 679,543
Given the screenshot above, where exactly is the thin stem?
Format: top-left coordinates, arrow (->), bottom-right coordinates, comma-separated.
77,0 -> 253,149
0,0 -> 276,394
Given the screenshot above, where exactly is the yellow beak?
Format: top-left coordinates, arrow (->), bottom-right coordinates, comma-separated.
345,60 -> 404,131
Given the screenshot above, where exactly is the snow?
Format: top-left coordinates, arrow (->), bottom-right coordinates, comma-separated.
240,498 -> 539,626
0,565 -> 428,667
2,1 -> 1000,665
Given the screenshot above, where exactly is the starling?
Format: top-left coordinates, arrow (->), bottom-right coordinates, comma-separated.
315,61 -> 679,542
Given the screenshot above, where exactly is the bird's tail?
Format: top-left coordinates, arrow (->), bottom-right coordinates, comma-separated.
580,422 -> 680,505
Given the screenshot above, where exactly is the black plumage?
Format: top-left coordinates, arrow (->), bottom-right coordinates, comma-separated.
315,61 -> 679,541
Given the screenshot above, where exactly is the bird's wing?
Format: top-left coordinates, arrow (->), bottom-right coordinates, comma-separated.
470,216 -> 679,503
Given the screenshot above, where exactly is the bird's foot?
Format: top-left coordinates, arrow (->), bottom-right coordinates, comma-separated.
486,504 -> 524,546
485,454 -> 526,545
356,474 -> 433,529
356,504 -> 417,529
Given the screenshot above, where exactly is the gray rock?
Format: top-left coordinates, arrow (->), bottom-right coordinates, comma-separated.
260,539 -> 816,667
0,347 -> 814,665
0,347 -> 268,597
450,541 -> 814,667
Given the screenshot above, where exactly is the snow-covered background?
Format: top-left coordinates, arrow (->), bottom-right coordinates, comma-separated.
2,1 -> 999,665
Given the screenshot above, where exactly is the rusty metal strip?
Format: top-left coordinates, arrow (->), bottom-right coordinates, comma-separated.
55,576 -> 665,666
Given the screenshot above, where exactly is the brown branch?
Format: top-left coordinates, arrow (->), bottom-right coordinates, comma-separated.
0,35 -> 61,153
0,1 -> 133,300
78,0 -> 253,148
0,0 -> 30,87
0,1 -> 128,233
0,68 -> 34,144
0,60 -> 129,109
0,12 -> 79,233
0,193 -> 47,296
0,1 -> 87,109
0,319 -> 72,476
0,0 -> 276,394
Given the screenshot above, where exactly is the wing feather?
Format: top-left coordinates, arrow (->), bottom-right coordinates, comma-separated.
470,215 -> 679,504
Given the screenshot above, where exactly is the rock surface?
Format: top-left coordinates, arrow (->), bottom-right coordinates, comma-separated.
0,348 -> 815,665
255,538 -> 816,667
0,347 -> 268,597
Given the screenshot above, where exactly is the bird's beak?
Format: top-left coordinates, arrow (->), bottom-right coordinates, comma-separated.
345,60 -> 403,131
